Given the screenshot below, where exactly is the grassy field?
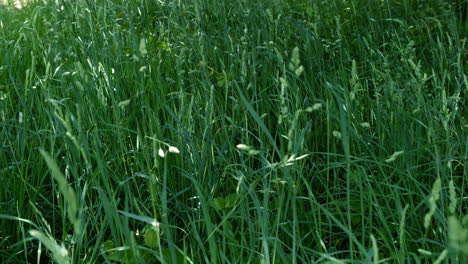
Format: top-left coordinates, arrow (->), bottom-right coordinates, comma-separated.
0,0 -> 467,263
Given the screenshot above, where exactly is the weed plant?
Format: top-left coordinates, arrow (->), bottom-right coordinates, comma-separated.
0,0 -> 467,263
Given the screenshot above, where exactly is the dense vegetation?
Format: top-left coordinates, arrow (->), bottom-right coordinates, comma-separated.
0,0 -> 467,263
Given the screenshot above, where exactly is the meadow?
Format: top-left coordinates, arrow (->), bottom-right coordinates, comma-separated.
0,0 -> 467,263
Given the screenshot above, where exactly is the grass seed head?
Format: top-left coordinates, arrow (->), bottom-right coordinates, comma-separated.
158,148 -> 165,158
168,146 -> 180,154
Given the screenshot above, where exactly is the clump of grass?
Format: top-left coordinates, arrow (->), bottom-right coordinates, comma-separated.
0,0 -> 466,263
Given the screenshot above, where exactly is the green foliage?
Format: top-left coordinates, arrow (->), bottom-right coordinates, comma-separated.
0,0 -> 466,263
143,225 -> 160,249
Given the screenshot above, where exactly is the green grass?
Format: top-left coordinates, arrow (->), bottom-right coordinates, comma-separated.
0,0 -> 467,263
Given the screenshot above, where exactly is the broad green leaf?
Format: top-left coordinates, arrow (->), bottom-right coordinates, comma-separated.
224,194 -> 239,209
212,197 -> 225,210
144,225 -> 160,249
